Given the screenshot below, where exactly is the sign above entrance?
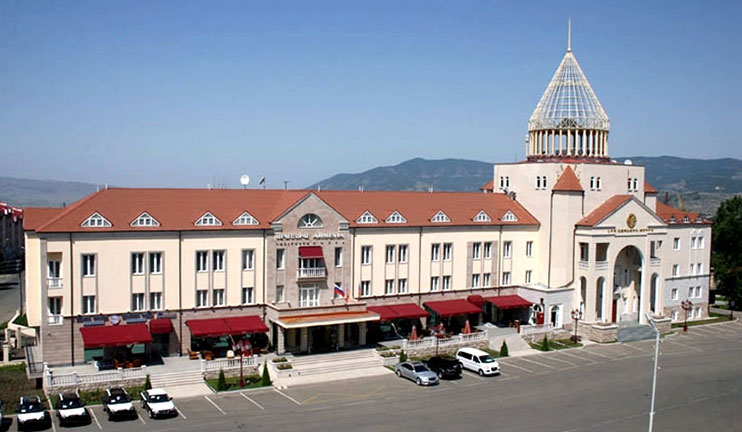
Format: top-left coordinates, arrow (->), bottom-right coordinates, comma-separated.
275,232 -> 345,241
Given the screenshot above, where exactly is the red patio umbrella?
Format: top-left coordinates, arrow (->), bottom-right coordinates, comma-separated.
410,325 -> 418,341
463,320 -> 472,335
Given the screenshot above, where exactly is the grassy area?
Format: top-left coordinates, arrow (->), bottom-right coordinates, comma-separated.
672,312 -> 733,328
48,384 -> 148,408
530,338 -> 583,352
482,348 -> 507,358
205,374 -> 269,393
12,314 -> 28,327
0,363 -> 45,415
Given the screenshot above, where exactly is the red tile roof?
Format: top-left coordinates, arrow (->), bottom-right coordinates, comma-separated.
23,208 -> 62,231
644,181 -> 658,194
479,180 -> 494,191
26,188 -> 539,233
553,167 -> 583,192
577,195 -> 634,227
656,202 -> 709,225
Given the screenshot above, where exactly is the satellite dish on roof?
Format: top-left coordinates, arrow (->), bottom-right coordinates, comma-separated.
624,159 -> 633,165
240,175 -> 250,188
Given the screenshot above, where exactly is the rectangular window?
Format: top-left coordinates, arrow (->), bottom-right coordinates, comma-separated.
398,245 -> 408,263
525,270 -> 532,284
276,249 -> 285,269
442,276 -> 451,291
596,177 -> 602,190
671,288 -> 678,300
275,285 -> 285,303
472,243 -> 481,260
398,279 -> 408,294
385,279 -> 395,295
503,241 -> 512,259
149,252 -> 162,274
48,260 -> 61,279
196,251 -> 208,272
48,297 -> 62,315
471,274 -> 480,288
483,242 -> 492,259
650,241 -> 658,258
82,295 -> 96,314
596,243 -> 609,262
698,237 -> 705,249
483,273 -> 491,287
688,287 -> 693,299
131,293 -> 145,311
196,290 -> 208,307
361,246 -> 372,265
334,247 -> 343,267
502,272 -> 511,286
690,236 -> 697,249
213,250 -> 225,271
526,241 -> 533,257
131,253 -> 144,275
672,264 -> 679,277
579,243 -> 589,262
242,249 -> 255,270
242,287 -> 254,305
82,254 -> 96,277
695,286 -> 701,298
360,281 -> 371,297
430,276 -> 439,291
690,264 -> 696,276
673,238 -> 680,250
213,289 -> 225,306
385,245 -> 395,264
443,243 -> 452,261
672,310 -> 678,321
431,244 -> 440,261
149,292 -> 162,310
698,263 -> 704,274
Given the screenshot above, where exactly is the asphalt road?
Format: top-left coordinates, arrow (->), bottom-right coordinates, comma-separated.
3,319 -> 742,432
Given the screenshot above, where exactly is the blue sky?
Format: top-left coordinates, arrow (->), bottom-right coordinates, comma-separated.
1,1 -> 740,188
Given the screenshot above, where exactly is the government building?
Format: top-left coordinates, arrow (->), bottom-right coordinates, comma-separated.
23,37 -> 711,366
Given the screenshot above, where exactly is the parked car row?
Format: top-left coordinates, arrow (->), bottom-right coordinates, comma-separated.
395,347 -> 501,386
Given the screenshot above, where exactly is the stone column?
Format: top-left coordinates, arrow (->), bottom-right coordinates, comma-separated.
582,130 -> 587,156
2,343 -> 9,364
559,130 -> 563,155
359,322 -> 367,345
337,324 -> 345,349
300,328 -> 308,352
276,327 -> 286,355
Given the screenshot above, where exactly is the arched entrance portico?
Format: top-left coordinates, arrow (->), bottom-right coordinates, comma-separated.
612,246 -> 643,323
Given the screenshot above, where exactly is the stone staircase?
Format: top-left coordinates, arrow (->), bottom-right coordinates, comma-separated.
617,322 -> 656,343
149,369 -> 205,388
285,349 -> 382,377
489,333 -> 534,355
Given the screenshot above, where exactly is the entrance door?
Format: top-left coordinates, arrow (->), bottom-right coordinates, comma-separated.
310,326 -> 338,353
612,299 -> 618,322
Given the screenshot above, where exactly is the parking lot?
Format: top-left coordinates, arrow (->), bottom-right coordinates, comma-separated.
3,318 -> 741,431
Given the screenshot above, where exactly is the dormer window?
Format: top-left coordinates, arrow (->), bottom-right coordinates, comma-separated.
81,212 -> 111,228
683,215 -> 690,223
130,212 -> 160,227
431,211 -> 450,223
695,216 -> 702,223
669,215 -> 676,223
356,211 -> 378,224
473,210 -> 491,222
195,212 -> 222,226
298,213 -> 323,228
502,210 -> 518,222
385,211 -> 407,224
233,211 -> 259,226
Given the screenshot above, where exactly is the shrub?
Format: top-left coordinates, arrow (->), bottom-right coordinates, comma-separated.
144,374 -> 152,390
217,369 -> 228,391
272,357 -> 288,363
277,363 -> 293,370
500,340 -> 509,357
399,350 -> 407,362
261,361 -> 271,386
540,335 -> 550,351
375,346 -> 390,352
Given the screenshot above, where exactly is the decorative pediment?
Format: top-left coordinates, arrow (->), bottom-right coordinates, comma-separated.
473,210 -> 491,222
356,211 -> 378,224
430,210 -> 450,223
501,210 -> 518,222
194,212 -> 222,227
385,211 -> 407,224
130,212 -> 160,227
233,211 -> 259,226
81,212 -> 111,228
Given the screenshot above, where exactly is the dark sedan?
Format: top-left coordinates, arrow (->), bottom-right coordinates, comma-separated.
424,356 -> 462,379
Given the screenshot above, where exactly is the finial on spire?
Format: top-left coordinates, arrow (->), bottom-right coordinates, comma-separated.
567,18 -> 572,52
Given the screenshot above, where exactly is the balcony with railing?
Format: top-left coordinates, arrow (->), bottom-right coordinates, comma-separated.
595,261 -> 609,271
297,267 -> 326,279
47,278 -> 63,289
47,315 -> 63,326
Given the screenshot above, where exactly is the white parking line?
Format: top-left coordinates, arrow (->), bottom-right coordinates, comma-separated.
582,348 -> 612,359
51,416 -> 58,432
274,388 -> 302,405
558,349 -> 598,364
518,357 -> 557,369
176,406 -> 187,420
664,339 -> 703,353
137,411 -> 147,425
622,343 -> 650,353
498,360 -> 533,373
89,408 -> 103,430
540,354 -> 576,367
241,392 -> 265,410
204,395 -> 226,415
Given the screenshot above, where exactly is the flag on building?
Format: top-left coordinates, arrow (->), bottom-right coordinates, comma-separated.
334,284 -> 346,298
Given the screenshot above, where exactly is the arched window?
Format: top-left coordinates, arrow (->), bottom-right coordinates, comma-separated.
596,277 -> 605,321
579,277 -> 587,316
550,305 -> 562,328
298,214 -> 323,228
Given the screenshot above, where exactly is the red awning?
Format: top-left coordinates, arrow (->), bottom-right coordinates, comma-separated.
149,318 -> 173,335
186,316 -> 268,338
368,303 -> 430,321
224,316 -> 269,334
186,318 -> 231,338
486,295 -> 533,310
299,246 -> 324,259
80,323 -> 153,349
423,299 -> 482,318
467,295 -> 486,308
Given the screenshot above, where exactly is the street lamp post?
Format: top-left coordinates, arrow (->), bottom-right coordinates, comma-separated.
645,314 -> 660,432
571,309 -> 582,343
681,300 -> 692,332
234,338 -> 251,388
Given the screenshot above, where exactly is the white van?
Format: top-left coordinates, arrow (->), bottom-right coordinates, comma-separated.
455,347 -> 500,376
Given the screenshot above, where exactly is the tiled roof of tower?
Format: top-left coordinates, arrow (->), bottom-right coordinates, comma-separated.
644,181 -> 658,193
315,190 -> 539,227
656,202 -> 710,225
26,188 -> 540,233
553,166 -> 583,192
576,195 -> 634,226
23,208 -> 63,231
479,180 -> 494,192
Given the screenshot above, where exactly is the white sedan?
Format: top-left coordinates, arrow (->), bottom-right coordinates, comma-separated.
140,389 -> 177,419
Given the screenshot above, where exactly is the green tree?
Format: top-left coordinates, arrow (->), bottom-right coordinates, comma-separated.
541,335 -> 549,351
217,369 -> 228,391
712,196 -> 742,309
500,340 -> 509,357
261,361 -> 271,386
398,350 -> 407,362
144,374 -> 152,390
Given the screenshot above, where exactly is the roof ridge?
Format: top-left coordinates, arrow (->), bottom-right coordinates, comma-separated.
34,188 -> 107,232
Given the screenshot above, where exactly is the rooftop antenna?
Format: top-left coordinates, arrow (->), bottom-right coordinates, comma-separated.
567,18 -> 572,52
258,176 -> 266,190
239,174 -> 250,189
283,180 -> 289,190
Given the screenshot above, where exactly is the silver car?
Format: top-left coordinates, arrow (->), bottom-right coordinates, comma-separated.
394,361 -> 439,386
